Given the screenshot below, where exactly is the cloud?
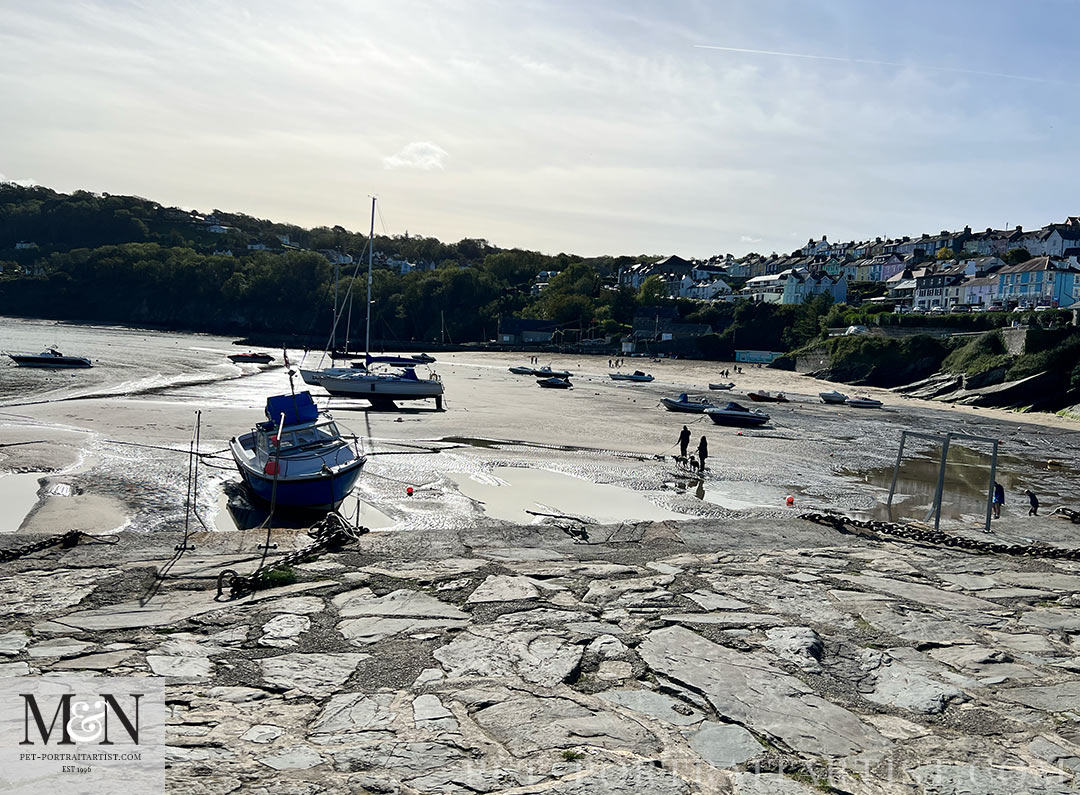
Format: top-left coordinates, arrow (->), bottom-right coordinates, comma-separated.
740,235 -> 763,243
693,44 -> 1058,85
381,142 -> 448,171
0,172 -> 37,187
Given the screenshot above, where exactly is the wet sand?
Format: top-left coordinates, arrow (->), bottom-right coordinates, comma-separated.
1,347 -> 1078,545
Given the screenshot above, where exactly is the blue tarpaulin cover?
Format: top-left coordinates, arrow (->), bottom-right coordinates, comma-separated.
264,392 -> 318,427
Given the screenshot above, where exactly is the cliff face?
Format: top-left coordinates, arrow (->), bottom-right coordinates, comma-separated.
795,328 -> 1080,413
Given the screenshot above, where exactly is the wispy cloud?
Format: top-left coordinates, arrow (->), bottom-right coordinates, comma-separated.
694,44 -> 1058,85
382,142 -> 449,171
740,235 -> 762,244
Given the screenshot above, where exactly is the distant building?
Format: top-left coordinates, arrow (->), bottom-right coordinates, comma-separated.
997,256 -> 1080,307
497,318 -> 559,345
14,241 -> 37,250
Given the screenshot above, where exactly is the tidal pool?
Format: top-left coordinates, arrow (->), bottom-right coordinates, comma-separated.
450,466 -> 684,524
0,471 -> 45,533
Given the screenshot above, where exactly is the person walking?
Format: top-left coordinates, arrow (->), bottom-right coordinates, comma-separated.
697,435 -> 708,472
992,481 -> 1005,519
678,426 -> 691,459
1026,489 -> 1039,516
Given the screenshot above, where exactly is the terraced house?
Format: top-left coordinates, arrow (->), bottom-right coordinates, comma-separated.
996,256 -> 1080,307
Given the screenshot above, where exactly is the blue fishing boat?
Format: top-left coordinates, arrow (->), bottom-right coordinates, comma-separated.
229,391 -> 365,510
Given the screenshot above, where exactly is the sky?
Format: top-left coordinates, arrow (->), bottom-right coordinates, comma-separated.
2,0 -> 1079,258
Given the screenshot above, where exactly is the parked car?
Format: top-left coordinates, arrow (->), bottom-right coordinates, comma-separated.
952,305 -> 971,313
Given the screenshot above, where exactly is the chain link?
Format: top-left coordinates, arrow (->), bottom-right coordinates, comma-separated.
801,512 -> 1080,561
0,530 -> 101,563
216,513 -> 369,600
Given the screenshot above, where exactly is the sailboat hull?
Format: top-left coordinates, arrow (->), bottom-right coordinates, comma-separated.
318,375 -> 444,400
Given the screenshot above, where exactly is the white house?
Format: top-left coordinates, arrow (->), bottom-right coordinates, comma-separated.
686,278 -> 732,300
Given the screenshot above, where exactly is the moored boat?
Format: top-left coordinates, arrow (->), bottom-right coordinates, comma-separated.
609,370 -> 653,382
705,401 -> 770,427
300,199 -> 444,409
537,376 -> 572,389
7,349 -> 92,368
509,366 -> 535,375
660,393 -> 716,413
534,365 -> 572,379
229,391 -> 365,510
747,390 -> 788,403
847,395 -> 883,408
708,382 -> 735,391
819,390 -> 848,404
229,351 -> 274,364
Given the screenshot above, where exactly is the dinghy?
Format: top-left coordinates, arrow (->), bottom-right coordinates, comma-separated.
705,401 -> 770,427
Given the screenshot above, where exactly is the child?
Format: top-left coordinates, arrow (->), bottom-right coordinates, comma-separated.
1026,489 -> 1039,516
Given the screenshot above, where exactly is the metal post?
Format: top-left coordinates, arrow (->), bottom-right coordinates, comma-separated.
985,440 -> 999,533
928,434 -> 952,530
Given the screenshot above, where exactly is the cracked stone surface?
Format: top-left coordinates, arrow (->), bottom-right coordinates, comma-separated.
8,512 -> 1080,793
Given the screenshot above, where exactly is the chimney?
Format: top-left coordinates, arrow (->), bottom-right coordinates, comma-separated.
1016,226 -> 1023,233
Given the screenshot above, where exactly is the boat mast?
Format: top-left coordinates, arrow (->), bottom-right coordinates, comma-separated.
332,262 -> 339,353
365,196 -> 375,360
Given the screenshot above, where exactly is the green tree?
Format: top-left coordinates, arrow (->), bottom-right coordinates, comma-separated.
636,275 -> 668,305
936,247 -> 955,260
1004,248 -> 1032,265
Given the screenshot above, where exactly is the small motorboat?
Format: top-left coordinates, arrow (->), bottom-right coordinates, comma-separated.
412,353 -> 437,364
509,366 -> 536,375
537,377 -> 572,389
534,365 -> 572,379
660,393 -> 716,413
708,382 -> 735,391
7,349 -> 92,368
609,370 -> 654,382
229,351 -> 274,364
705,401 -> 770,427
747,390 -> 788,403
847,395 -> 883,409
229,391 -> 365,510
819,390 -> 848,405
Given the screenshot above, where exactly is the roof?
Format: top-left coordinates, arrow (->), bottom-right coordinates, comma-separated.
999,256 -> 1080,274
499,318 -> 559,334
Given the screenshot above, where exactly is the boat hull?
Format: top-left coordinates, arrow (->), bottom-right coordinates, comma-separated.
747,392 -> 787,403
8,354 -> 91,368
847,399 -> 882,409
318,376 -> 444,400
236,459 -> 364,509
661,398 -> 713,413
708,383 -> 735,391
706,410 -> 769,427
537,377 -> 572,389
229,353 -> 273,364
609,374 -> 653,382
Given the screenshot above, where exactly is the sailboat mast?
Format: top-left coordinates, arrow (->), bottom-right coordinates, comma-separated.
332,262 -> 339,352
365,197 -> 375,359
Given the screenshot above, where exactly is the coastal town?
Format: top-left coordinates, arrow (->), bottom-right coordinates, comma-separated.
616,217 -> 1080,312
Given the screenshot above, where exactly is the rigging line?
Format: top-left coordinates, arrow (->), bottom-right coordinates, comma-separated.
315,236 -> 372,367
375,202 -> 390,237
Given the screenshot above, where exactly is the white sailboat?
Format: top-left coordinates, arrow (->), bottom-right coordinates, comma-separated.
300,198 -> 445,410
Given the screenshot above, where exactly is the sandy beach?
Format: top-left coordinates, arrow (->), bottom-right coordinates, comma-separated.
1,324 -> 1079,543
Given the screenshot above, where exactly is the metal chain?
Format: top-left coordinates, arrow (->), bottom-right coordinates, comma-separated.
0,530 -> 112,563
801,512 -> 1080,561
216,513 -> 368,600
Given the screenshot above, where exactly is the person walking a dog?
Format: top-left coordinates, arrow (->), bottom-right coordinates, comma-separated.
678,426 -> 691,459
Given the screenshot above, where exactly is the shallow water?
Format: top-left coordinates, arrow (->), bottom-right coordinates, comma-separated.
0,471 -> 44,532
449,466 -> 684,524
